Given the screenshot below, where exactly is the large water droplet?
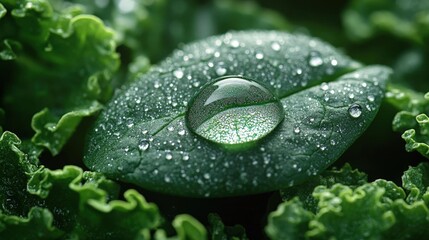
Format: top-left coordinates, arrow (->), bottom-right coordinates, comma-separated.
348,103 -> 362,118
186,76 -> 284,145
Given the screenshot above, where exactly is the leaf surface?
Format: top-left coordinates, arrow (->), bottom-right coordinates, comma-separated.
85,31 -> 390,197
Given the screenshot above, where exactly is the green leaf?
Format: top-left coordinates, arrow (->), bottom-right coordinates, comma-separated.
402,163 -> 429,203
265,197 -> 313,240
172,215 -> 207,240
31,102 -> 103,155
388,85 -> 429,159
0,207 -> 63,240
343,0 -> 429,44
85,31 -> 390,197
63,0 -> 291,63
280,163 -> 368,212
0,131 -> 41,217
266,164 -> 429,240
307,183 -> 395,239
208,213 -> 248,240
0,1 -> 119,155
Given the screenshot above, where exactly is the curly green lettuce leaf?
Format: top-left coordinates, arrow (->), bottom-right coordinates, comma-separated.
0,0 -> 119,155
265,197 -> 313,240
60,0 -> 291,64
208,213 -> 248,240
388,85 -> 429,158
402,163 -> 429,203
0,131 -> 41,217
0,130 -> 166,239
344,0 -> 429,44
267,163 -> 429,240
280,163 -> 368,212
0,207 -> 63,240
154,214 -> 207,240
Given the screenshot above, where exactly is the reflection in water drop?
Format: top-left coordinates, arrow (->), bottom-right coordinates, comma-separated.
138,140 -> 150,151
348,103 -> 362,118
186,76 -> 284,145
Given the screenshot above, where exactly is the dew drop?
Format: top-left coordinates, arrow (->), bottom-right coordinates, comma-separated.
230,40 -> 240,48
294,127 -> 300,134
182,154 -> 189,161
320,82 -> 329,91
186,76 -> 284,145
165,153 -> 173,160
164,176 -> 171,183
178,129 -> 186,136
367,95 -> 375,102
173,69 -> 184,79
308,51 -> 323,67
216,67 -> 227,76
271,42 -> 281,51
296,68 -> 303,75
203,173 -> 211,179
348,103 -> 362,118
255,53 -> 264,59
138,140 -> 150,151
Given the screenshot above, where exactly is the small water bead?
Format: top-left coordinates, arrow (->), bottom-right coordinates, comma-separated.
165,153 -> 173,160
308,51 -> 323,67
320,82 -> 329,91
348,103 -> 363,118
178,129 -> 186,136
271,42 -> 281,51
294,127 -> 301,134
173,69 -> 184,79
367,95 -> 375,102
216,67 -> 227,76
230,40 -> 240,48
255,53 -> 264,59
186,76 -> 284,145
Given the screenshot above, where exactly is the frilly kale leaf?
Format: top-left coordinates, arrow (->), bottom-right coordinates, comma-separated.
0,129 -> 215,239
267,163 -> 429,240
0,0 -> 119,155
343,1 -> 429,91
61,0 -> 291,64
208,213 -> 248,240
387,85 -> 429,159
344,0 -> 429,44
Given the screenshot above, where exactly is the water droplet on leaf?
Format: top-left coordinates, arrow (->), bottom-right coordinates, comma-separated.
308,51 -> 323,67
271,42 -> 281,51
216,67 -> 227,76
186,76 -> 284,145
255,53 -> 264,59
173,69 -> 184,79
138,140 -> 150,151
348,103 -> 362,118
